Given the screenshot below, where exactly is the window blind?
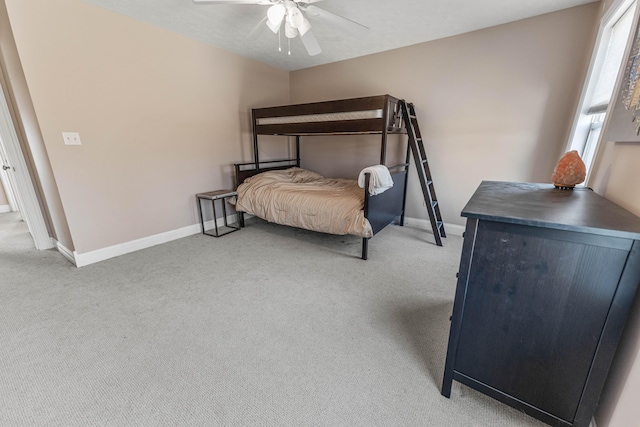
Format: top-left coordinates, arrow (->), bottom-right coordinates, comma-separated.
588,3 -> 636,115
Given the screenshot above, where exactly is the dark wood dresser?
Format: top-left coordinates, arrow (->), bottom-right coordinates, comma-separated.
441,181 -> 640,427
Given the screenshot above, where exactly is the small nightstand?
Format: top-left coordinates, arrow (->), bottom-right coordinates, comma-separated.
196,190 -> 240,237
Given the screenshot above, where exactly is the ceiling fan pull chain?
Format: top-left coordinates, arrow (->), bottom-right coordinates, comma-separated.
278,28 -> 282,52
288,38 -> 291,55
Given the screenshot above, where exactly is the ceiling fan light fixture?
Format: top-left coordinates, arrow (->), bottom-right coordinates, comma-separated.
266,18 -> 281,34
284,20 -> 297,38
287,6 -> 304,28
266,3 -> 286,26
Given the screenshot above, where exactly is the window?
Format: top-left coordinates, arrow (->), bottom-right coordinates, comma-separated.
566,0 -> 636,179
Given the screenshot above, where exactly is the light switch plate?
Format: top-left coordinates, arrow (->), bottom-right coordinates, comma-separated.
62,132 -> 81,145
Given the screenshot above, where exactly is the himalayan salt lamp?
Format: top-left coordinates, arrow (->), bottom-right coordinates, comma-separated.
551,150 -> 586,189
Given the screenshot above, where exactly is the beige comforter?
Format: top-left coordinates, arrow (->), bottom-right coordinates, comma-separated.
236,168 -> 373,238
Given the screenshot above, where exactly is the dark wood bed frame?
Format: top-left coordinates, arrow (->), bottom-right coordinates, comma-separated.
234,95 -> 411,260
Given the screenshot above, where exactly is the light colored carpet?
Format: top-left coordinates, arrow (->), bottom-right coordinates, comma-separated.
0,212 -> 545,426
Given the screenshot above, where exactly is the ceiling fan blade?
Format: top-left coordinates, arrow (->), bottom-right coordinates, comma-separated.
296,0 -> 325,3
247,16 -> 268,40
300,30 -> 322,56
193,0 -> 271,5
300,5 -> 369,38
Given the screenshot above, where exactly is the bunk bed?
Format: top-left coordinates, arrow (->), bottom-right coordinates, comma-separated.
234,94 -> 411,260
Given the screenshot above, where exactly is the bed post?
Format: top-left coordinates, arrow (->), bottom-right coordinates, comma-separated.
252,108 -> 259,165
362,173 -> 371,260
380,96 -> 390,165
362,238 -> 369,260
295,136 -> 300,167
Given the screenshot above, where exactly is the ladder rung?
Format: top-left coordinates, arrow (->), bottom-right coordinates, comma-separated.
421,159 -> 428,164
437,221 -> 443,229
431,200 -> 438,208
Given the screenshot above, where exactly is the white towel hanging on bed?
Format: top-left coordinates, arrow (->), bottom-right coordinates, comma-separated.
358,165 -> 393,195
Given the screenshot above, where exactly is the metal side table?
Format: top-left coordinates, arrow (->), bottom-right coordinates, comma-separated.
196,190 -> 240,237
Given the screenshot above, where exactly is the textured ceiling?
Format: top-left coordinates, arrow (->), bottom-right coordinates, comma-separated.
83,0 -> 598,71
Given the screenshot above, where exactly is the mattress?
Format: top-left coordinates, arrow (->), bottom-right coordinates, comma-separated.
255,109 -> 384,125
235,168 -> 373,238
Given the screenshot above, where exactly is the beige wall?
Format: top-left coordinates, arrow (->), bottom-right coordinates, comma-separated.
5,0 -> 289,254
589,120 -> 640,427
290,4 -> 599,227
589,142 -> 640,427
0,0 -> 72,247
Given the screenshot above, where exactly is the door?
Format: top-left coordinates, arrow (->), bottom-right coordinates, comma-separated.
0,78 -> 52,249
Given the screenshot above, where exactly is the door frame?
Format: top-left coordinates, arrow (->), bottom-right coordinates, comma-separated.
0,78 -> 52,250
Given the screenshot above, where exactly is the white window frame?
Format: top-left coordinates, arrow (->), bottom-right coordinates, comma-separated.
565,0 -> 637,182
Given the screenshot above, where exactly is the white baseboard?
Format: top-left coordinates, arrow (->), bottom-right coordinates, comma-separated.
403,216 -> 465,237
52,238 -> 76,266
73,215 -> 239,268
70,214 -> 460,268
0,204 -> 10,213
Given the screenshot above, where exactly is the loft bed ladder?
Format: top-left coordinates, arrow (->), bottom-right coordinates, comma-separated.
399,100 -> 446,246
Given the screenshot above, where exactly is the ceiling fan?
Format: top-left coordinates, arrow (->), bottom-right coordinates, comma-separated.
192,0 -> 369,56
